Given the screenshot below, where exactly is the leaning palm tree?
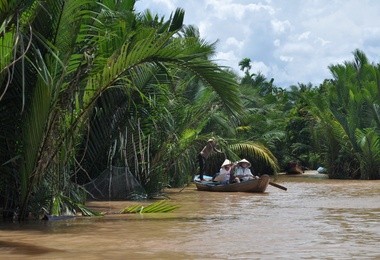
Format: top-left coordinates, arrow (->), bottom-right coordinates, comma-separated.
75,8 -> 245,194
1,0 -> 245,219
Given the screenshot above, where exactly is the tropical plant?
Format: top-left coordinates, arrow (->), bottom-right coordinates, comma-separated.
232,65 -> 292,170
308,49 -> 380,179
120,200 -> 180,214
283,83 -> 321,168
0,0 -> 247,220
239,57 -> 252,73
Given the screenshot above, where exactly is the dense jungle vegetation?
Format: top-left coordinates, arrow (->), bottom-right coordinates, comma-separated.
1,0 -> 380,220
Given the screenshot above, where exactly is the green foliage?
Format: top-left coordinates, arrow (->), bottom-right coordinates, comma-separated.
309,50 -> 380,179
0,0 -> 245,219
229,142 -> 279,174
283,86 -> 318,167
120,200 -> 180,214
49,193 -> 102,217
4,0 -> 378,224
355,128 -> 380,179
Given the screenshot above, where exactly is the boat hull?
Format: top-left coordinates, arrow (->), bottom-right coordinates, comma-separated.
195,175 -> 270,193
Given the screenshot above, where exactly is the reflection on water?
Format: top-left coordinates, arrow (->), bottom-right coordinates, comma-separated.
1,172 -> 379,259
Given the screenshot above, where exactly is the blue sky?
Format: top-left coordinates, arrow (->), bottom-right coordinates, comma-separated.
135,0 -> 380,88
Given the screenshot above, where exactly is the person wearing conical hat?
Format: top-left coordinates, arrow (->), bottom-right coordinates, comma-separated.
234,159 -> 256,182
197,138 -> 222,181
213,159 -> 235,184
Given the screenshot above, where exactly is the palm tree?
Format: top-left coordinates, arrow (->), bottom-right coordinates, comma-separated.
309,49 -> 380,179
239,58 -> 252,73
1,0 -> 246,219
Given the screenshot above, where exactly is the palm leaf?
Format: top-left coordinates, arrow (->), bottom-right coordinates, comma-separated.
120,200 -> 180,214
229,142 -> 279,173
50,193 -> 102,217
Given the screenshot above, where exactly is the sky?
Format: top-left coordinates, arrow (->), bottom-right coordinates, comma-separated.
135,0 -> 380,88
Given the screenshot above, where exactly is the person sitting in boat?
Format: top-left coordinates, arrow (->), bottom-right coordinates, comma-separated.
197,138 -> 222,181
234,159 -> 257,182
213,159 -> 235,184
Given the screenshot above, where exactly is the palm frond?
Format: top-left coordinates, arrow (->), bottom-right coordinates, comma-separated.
120,200 -> 180,214
20,51 -> 54,207
50,193 -> 102,217
355,128 -> 380,179
229,142 -> 279,172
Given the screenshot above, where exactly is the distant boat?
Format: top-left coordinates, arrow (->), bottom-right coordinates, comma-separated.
194,175 -> 270,193
285,162 -> 304,175
286,167 -> 303,175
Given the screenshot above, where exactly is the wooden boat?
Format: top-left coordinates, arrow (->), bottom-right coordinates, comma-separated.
285,161 -> 304,175
195,174 -> 270,193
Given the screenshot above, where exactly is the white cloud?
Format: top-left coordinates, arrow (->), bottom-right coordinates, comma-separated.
204,0 -> 275,20
273,39 -> 281,47
225,37 -> 244,49
135,0 -> 380,87
281,43 -> 314,54
251,61 -> 270,75
279,56 -> 294,62
315,37 -> 330,46
152,0 -> 176,10
197,20 -> 212,39
297,31 -> 311,41
214,51 -> 240,72
271,19 -> 292,34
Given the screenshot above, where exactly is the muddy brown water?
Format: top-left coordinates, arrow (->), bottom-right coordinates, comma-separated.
0,171 -> 379,259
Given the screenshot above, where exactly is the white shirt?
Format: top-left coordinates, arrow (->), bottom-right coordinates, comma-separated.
235,166 -> 253,180
214,166 -> 231,183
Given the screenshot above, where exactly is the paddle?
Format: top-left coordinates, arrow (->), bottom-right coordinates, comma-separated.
269,181 -> 287,191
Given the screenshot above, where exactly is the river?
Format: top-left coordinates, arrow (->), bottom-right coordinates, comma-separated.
0,172 -> 379,259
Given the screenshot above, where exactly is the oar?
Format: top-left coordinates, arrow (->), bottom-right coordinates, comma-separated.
269,181 -> 287,191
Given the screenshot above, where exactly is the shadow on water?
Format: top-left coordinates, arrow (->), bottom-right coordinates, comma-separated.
0,240 -> 64,255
